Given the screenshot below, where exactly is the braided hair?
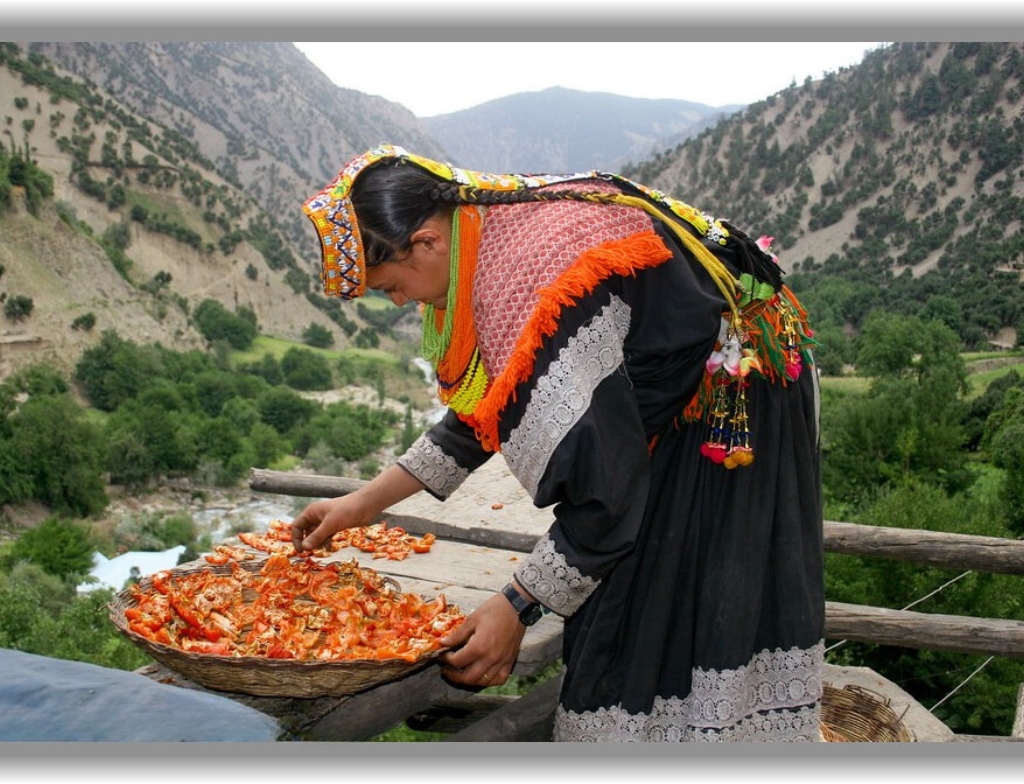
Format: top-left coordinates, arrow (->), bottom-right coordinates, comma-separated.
352,158 -> 783,291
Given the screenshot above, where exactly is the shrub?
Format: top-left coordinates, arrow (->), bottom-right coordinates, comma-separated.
3,294 -> 34,320
7,517 -> 95,579
302,322 -> 335,349
280,347 -> 333,391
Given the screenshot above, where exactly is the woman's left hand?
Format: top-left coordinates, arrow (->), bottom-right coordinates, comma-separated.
438,591 -> 526,688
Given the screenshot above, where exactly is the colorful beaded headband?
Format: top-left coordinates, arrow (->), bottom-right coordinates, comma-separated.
303,143 -> 730,300
303,144 -> 531,300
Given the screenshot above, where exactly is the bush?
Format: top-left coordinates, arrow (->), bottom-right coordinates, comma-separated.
296,401 -> 395,462
281,347 -> 333,391
71,312 -> 96,331
257,385 -> 318,434
302,322 -> 335,349
7,394 -> 108,516
7,517 -> 95,579
0,570 -> 150,671
3,294 -> 34,320
73,330 -> 165,412
192,298 -> 257,350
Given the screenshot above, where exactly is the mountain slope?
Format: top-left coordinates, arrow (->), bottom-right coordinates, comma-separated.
633,42 -> 1024,349
4,40 -> 1023,391
0,43 -> 417,380
21,41 -> 449,251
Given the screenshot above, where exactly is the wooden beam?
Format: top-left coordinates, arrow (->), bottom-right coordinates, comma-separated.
249,468 -> 364,498
250,469 -> 1024,574
826,601 -> 1024,659
407,693 -> 519,734
442,674 -> 561,742
302,664 -> 451,741
824,521 -> 1024,576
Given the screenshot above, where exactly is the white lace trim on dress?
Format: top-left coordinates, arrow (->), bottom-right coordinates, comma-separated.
503,296 -> 631,499
396,435 -> 469,500
554,643 -> 824,742
516,533 -> 599,616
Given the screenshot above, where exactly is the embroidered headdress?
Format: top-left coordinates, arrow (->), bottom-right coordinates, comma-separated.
303,144 -> 548,300
302,144 -> 759,306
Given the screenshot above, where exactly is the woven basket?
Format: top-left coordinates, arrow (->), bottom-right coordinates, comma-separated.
109,558 -> 451,698
820,683 -> 916,742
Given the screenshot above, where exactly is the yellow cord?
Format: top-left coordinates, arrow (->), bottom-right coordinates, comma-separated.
588,193 -> 743,328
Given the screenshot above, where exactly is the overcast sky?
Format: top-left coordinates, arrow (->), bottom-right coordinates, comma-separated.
295,41 -> 887,118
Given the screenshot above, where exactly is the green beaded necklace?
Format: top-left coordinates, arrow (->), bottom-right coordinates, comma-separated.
419,208 -> 461,368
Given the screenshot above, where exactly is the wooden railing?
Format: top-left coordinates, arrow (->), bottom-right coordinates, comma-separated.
250,468 -> 1024,739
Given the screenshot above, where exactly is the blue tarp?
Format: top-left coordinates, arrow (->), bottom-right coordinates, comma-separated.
0,648 -> 281,742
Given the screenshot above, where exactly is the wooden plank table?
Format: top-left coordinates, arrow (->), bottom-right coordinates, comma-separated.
137,458 -> 564,741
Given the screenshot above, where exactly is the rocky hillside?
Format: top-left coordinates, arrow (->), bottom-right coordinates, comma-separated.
632,42 -> 1024,349
18,41 -> 449,251
0,42 -> 441,380
0,41 -> 745,384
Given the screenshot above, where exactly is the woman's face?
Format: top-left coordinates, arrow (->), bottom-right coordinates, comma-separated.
364,214 -> 452,309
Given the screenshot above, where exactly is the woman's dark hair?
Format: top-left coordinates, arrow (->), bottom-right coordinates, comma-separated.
350,160 -> 455,266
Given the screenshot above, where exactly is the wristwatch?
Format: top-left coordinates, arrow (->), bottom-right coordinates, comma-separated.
501,582 -> 544,626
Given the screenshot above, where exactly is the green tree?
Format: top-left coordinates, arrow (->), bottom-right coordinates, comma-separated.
257,385 -> 318,434
192,298 -> 257,350
0,568 -> 150,671
103,400 -> 199,484
239,353 -> 283,386
3,294 -> 34,321
823,314 -> 970,508
7,517 -> 95,579
280,347 -> 333,391
302,321 -> 335,349
73,330 -> 165,412
296,401 -> 395,461
982,388 -> 1024,535
963,369 -> 1023,450
8,394 -> 108,515
0,562 -> 70,646
71,312 -> 97,331
191,369 -> 240,418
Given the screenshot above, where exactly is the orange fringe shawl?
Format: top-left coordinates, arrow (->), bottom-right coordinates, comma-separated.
467,230 -> 672,452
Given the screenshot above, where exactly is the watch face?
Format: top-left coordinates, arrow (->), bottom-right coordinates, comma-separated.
521,603 -> 543,626
503,583 -> 542,626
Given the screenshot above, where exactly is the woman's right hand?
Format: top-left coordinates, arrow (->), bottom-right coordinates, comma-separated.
289,464 -> 429,553
290,496 -> 368,553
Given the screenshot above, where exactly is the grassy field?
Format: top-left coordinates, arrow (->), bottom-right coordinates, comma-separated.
229,335 -> 393,366
819,350 -> 1023,399
230,336 -> 434,410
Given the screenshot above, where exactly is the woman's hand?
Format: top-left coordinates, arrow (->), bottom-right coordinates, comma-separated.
290,465 -> 428,553
438,591 -> 527,688
290,496 -> 369,553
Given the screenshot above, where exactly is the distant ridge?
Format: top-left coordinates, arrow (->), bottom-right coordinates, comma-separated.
422,86 -> 743,172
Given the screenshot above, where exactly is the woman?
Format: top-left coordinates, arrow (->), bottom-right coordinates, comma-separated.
291,144 -> 824,742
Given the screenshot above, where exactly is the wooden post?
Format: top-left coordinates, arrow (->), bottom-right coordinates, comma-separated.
1014,684 -> 1024,739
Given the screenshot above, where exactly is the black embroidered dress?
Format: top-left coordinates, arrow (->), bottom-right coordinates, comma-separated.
396,184 -> 825,742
